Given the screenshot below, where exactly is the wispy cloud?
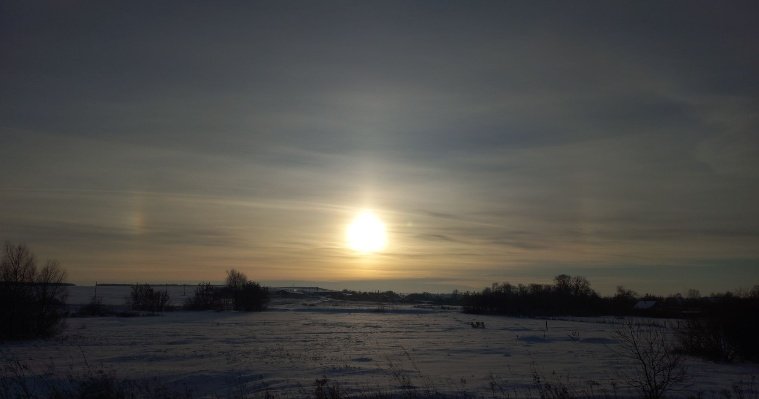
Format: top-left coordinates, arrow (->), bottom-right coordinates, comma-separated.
1,1 -> 757,294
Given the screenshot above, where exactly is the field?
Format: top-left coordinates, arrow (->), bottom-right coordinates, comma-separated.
2,286 -> 757,398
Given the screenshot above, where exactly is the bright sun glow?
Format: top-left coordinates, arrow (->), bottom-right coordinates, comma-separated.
346,211 -> 387,253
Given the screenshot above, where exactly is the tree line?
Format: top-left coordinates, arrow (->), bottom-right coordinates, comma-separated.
1,241 -> 269,340
460,274 -> 759,362
2,241 -> 756,361
461,274 -> 604,316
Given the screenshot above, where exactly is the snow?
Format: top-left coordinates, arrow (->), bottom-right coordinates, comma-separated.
3,286 -> 757,398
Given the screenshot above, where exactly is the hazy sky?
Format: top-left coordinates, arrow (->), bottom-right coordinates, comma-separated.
2,1 -> 758,294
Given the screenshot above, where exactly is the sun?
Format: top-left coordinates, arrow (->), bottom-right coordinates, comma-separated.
346,211 -> 387,253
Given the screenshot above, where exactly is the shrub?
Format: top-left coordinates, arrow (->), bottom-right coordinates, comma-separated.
676,295 -> 759,362
0,242 -> 67,340
225,269 -> 269,311
184,282 -> 226,311
234,281 -> 269,311
127,284 -> 170,313
184,271 -> 269,312
0,357 -> 194,399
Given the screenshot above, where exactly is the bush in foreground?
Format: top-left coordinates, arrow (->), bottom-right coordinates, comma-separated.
676,293 -> 759,362
0,358 -> 194,399
0,242 -> 67,340
614,321 -> 686,399
1,355 -> 756,399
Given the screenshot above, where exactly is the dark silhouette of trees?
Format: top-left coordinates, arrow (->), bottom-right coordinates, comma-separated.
183,271 -> 269,312
325,290 -> 402,303
127,284 -> 170,312
184,282 -> 226,310
235,281 -> 269,311
402,291 -> 461,306
461,274 -> 604,316
224,269 -> 269,311
611,285 -> 639,314
675,290 -> 759,362
225,269 -> 247,290
461,274 -> 759,362
1,242 -> 68,340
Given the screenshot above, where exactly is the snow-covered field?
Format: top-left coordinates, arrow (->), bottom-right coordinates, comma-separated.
3,287 -> 757,398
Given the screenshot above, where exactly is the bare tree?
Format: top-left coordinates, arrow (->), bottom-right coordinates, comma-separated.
1,242 -> 36,283
1,242 -> 67,339
614,320 -> 686,399
34,259 -> 67,333
225,269 -> 247,290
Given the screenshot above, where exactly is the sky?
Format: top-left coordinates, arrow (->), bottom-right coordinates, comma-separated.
1,1 -> 758,295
